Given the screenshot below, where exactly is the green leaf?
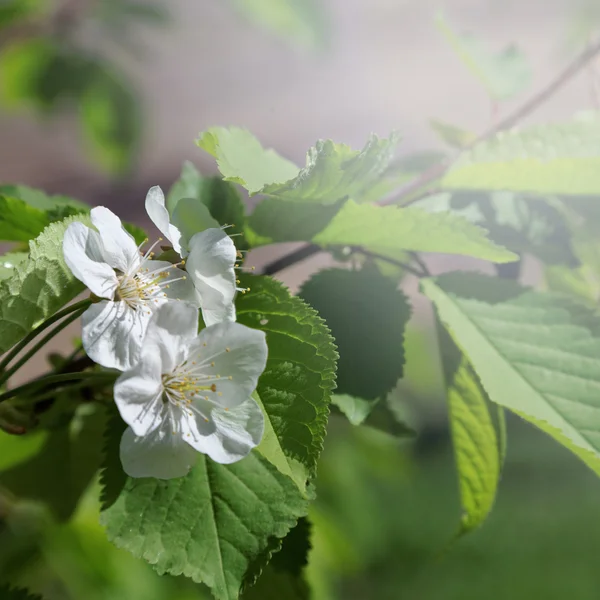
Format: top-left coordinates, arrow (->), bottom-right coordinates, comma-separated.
80,66 -> 140,175
0,404 -> 107,521
442,115 -> 600,195
435,12 -> 531,100
299,266 -> 411,401
229,0 -> 328,50
0,196 -> 50,242
99,404 -> 128,511
430,119 -> 476,149
0,214 -> 90,354
0,586 -> 44,600
437,324 -> 504,535
0,0 -> 45,29
197,127 -> 299,195
0,184 -> 89,213
312,200 -> 518,263
236,274 -> 337,474
0,252 -> 28,282
102,452 -> 308,600
422,272 -> 600,478
331,394 -> 377,426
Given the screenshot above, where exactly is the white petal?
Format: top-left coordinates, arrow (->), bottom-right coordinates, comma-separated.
91,207 -> 140,273
201,302 -> 236,328
63,222 -> 118,299
186,228 -> 237,325
188,321 -> 268,408
141,260 -> 200,307
145,186 -> 183,254
184,397 -> 264,464
143,302 -> 199,373
114,352 -> 164,436
81,300 -> 149,371
120,424 -> 198,479
171,198 -> 219,254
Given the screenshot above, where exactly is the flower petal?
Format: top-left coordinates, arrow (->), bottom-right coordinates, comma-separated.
114,351 -> 164,436
184,397 -> 264,464
63,222 -> 118,299
142,260 -> 200,307
188,321 -> 268,408
120,423 -> 198,479
186,228 -> 237,326
171,197 -> 219,255
145,186 -> 183,255
91,206 -> 140,273
81,300 -> 149,371
142,302 -> 200,373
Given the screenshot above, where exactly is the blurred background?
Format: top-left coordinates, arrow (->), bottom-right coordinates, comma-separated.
2,0 -> 600,598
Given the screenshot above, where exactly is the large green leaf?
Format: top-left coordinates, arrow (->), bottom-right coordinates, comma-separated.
436,12 -> 531,100
229,0 -> 328,50
0,214 -> 90,354
422,272 -> 600,477
197,127 -> 299,195
0,184 -> 89,213
299,267 -> 411,401
102,452 -> 308,600
437,324 -> 505,535
0,253 -> 28,282
0,196 -> 50,242
312,200 -> 518,263
442,115 -> 600,195
197,127 -> 400,204
236,274 -> 337,474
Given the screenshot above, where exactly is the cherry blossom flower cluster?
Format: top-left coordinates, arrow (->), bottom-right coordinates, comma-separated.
63,187 -> 267,479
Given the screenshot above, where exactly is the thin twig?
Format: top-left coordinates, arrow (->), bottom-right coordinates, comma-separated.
259,38 -> 600,276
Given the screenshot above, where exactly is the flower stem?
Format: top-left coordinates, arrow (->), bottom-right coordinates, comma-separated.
0,298 -> 92,383
0,372 -> 116,405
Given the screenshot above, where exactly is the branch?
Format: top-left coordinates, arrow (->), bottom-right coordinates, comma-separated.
259,38 -> 600,276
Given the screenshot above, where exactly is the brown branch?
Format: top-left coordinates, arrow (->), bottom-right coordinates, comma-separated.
257,38 -> 600,276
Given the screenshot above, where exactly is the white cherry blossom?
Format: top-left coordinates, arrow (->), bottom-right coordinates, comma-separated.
114,302 -> 267,479
63,207 -> 198,371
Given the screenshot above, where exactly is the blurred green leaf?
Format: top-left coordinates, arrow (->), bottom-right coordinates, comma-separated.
122,222 -> 148,246
0,0 -> 44,29
0,585 -> 44,600
422,272 -> 600,479
0,404 -> 107,521
80,66 -> 140,175
436,12 -> 532,100
99,405 -> 128,511
0,214 -> 89,354
430,119 -> 476,149
102,452 -> 308,600
312,200 -> 518,263
230,0 -> 328,50
0,184 -> 89,212
442,114 -> 600,195
331,394 -> 377,426
299,266 -> 411,401
0,196 -> 49,242
237,274 -> 337,475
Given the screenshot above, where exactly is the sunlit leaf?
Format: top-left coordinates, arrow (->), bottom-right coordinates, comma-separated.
331,394 -> 377,426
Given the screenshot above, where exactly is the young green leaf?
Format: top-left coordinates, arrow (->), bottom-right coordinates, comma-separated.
422,272 -> 600,478
299,266 -> 411,401
430,119 -> 476,149
102,452 -> 308,600
236,274 -> 337,473
312,201 -> 518,263
437,324 -> 505,536
442,115 -> 600,195
435,12 -> 531,100
0,214 -> 90,354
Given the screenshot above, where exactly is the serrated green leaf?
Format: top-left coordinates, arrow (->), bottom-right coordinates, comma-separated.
0,585 -> 44,600
197,127 -> 299,194
299,266 -> 410,401
230,0 -> 328,50
437,323 -> 504,535
0,214 -> 90,354
99,404 -> 128,511
422,272 -> 600,478
442,115 -> 600,195
236,274 -> 337,474
312,200 -> 518,263
0,195 -> 49,242
331,394 -> 377,426
0,252 -> 28,282
102,452 -> 308,600
0,404 -> 107,521
436,12 -> 531,100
